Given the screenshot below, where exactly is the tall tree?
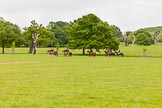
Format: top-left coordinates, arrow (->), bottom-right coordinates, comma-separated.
135,29 -> 154,57
23,20 -> 53,54
0,18 -> 21,54
47,21 -> 69,46
67,13 -> 119,54
135,29 -> 154,46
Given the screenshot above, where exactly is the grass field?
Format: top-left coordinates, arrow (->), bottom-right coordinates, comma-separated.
2,43 -> 162,57
0,44 -> 162,108
0,50 -> 162,108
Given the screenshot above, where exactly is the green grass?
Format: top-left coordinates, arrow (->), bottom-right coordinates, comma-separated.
2,43 -> 162,57
119,44 -> 162,57
0,53 -> 161,108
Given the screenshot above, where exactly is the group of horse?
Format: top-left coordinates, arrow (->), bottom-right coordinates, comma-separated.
104,50 -> 124,57
87,49 -> 124,57
47,49 -> 72,56
48,49 -> 124,57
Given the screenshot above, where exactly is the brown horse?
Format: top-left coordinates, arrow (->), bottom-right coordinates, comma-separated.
104,50 -> 115,57
62,50 -> 72,56
87,50 -> 96,57
47,49 -> 58,56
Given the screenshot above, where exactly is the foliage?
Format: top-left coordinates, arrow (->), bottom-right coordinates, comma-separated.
124,31 -> 134,46
55,42 -> 60,51
110,25 -> 123,42
0,18 -> 21,53
11,41 -> 15,49
38,27 -> 54,47
47,21 -> 69,46
135,29 -> 154,46
67,13 -> 119,53
127,32 -> 135,44
137,26 -> 162,42
143,46 -> 147,52
141,26 -> 162,32
23,20 -> 53,47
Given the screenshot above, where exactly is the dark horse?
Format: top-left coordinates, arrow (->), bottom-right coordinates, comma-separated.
115,50 -> 124,57
87,50 -> 96,57
62,50 -> 72,56
104,50 -> 115,57
47,49 -> 58,56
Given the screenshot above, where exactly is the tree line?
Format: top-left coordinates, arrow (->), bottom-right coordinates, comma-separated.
0,14 -> 161,54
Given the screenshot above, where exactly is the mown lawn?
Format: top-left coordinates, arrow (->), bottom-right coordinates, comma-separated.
0,54 -> 161,108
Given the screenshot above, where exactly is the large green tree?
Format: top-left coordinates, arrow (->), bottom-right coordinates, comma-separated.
135,29 -> 154,57
47,21 -> 69,47
23,20 -> 53,54
0,18 -> 21,54
135,29 -> 154,46
67,13 -> 119,54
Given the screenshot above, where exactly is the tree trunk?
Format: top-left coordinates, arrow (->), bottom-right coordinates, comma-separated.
2,47 -> 4,54
154,32 -> 160,45
132,35 -> 136,45
31,33 -> 39,54
29,43 -> 34,54
154,39 -> 158,45
2,43 -> 5,54
33,43 -> 37,54
82,48 -> 85,54
124,38 -> 129,46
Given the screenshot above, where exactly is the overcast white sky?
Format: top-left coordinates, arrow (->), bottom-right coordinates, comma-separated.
0,0 -> 162,32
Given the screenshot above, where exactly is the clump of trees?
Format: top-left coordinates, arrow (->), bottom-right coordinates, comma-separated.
123,29 -> 154,57
124,26 -> 162,46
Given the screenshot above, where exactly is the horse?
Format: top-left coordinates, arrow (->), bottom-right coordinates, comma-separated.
47,49 -> 54,55
62,50 -> 72,56
104,50 -> 115,57
68,52 -> 72,56
87,50 -> 96,57
115,50 -> 124,57
47,49 -> 58,56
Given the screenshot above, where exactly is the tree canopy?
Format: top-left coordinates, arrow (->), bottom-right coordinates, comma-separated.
47,21 -> 69,46
0,18 -> 21,53
67,13 -> 119,54
135,29 -> 154,46
23,20 -> 53,54
110,25 -> 123,42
